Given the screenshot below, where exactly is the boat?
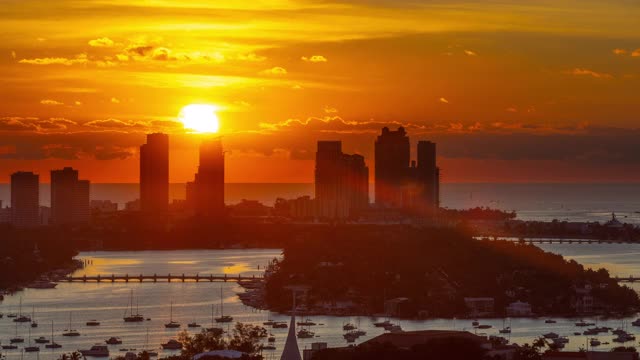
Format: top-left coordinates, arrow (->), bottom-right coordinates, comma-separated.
79,345 -> 110,357
34,337 -> 50,344
106,337 -> 123,345
272,322 -> 288,329
188,322 -> 201,328
545,319 -> 557,324
297,318 -> 316,326
62,312 -> 80,337
215,286 -> 233,323
13,298 -> 31,323
297,328 -> 315,339
31,306 -> 38,328
573,332 -> 581,336
45,321 -> 62,349
471,320 -> 479,327
27,280 -> 57,289
590,338 -> 601,347
387,325 -> 403,333
164,301 -> 181,329
161,339 -> 183,350
24,326 -> 40,352
268,336 -> 276,343
2,344 -> 18,350
373,320 -> 392,328
575,320 -> 594,327
86,320 -> 101,326
343,323 -> 356,331
632,319 -> 640,327
10,321 -> 24,343
344,332 -> 358,343
499,327 -> 511,334
123,290 -> 144,322
477,324 -> 492,329
543,332 -> 559,339
142,328 -> 158,356
7,313 -> 17,318
262,344 -> 276,350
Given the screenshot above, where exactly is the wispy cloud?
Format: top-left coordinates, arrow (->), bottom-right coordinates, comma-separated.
464,50 -> 477,56
88,37 -> 114,47
302,55 -> 327,63
260,66 -> 287,76
439,97 -> 450,104
19,54 -> 88,66
40,99 -> 64,105
567,68 -> 613,79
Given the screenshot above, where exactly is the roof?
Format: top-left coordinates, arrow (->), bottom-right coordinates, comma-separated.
193,350 -> 246,360
280,314 -> 302,360
360,330 -> 489,350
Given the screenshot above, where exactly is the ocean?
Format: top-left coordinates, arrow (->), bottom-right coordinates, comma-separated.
0,183 -> 639,224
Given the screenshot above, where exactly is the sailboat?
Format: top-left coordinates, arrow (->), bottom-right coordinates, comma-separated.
24,327 -> 40,352
206,304 -> 222,333
62,312 -> 80,336
142,328 -> 158,357
31,306 -> 38,328
215,286 -> 233,323
45,321 -> 62,348
13,298 -> 31,323
164,301 -> 180,328
10,322 -> 24,343
123,290 -> 144,322
499,319 -> 511,334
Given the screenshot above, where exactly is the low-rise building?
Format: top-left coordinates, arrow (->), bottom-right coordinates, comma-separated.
464,297 -> 495,317
506,301 -> 533,316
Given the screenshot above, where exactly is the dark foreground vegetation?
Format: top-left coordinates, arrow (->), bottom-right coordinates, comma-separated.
0,229 -> 78,289
265,226 -> 639,317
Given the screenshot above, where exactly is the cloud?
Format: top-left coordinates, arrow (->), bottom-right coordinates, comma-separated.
505,107 -> 518,113
151,47 -> 174,61
237,53 -> 266,62
0,117 -> 36,131
439,97 -> 449,104
11,51 -> 16,59
260,66 -> 287,76
302,55 -> 328,63
74,101 -> 82,106
84,118 -> 147,129
567,68 -> 613,79
110,97 -> 120,104
19,54 -> 88,66
126,45 -> 155,56
88,37 -> 114,47
632,49 -> 640,57
464,50 -> 477,56
613,48 -> 627,55
323,106 -> 338,113
40,99 -> 64,105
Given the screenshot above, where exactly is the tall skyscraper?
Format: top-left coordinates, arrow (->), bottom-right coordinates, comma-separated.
50,167 -> 90,225
374,127 -> 410,208
140,133 -> 169,213
374,127 -> 440,213
315,141 -> 369,219
10,171 -> 40,228
186,137 -> 225,217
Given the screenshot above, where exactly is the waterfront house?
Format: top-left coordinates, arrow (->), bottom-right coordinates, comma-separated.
505,301 -> 533,316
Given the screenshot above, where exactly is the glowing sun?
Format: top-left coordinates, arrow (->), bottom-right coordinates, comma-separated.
179,104 -> 220,133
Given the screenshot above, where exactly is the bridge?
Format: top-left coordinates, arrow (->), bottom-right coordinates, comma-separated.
63,273 -> 264,283
479,237 -> 638,245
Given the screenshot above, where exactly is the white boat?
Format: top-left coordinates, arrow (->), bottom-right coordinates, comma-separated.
214,286 -> 233,323
164,301 -> 181,329
161,339 -> 183,350
79,345 -> 110,357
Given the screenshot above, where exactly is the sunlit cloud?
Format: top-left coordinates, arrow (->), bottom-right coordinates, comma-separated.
84,118 -> 147,129
567,68 -> 613,79
439,97 -> 450,104
260,66 -> 287,76
464,50 -> 477,56
632,49 -> 640,57
613,48 -> 627,55
110,97 -> 121,104
302,55 -> 327,63
40,99 -> 64,105
19,54 -> 88,66
88,37 -> 114,47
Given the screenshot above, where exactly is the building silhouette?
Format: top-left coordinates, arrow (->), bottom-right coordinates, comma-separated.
374,127 -> 440,213
10,171 -> 40,228
140,133 -> 169,213
50,167 -> 90,225
186,137 -> 225,217
315,141 -> 369,219
374,127 -> 410,208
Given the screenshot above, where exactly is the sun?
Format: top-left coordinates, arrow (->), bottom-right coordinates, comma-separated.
179,104 -> 220,133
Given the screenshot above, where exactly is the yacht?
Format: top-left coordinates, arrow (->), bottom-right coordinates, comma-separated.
46,321 -> 62,349
477,324 -> 492,329
79,345 -> 110,357
590,338 -> 601,347
545,319 -> 557,324
106,337 -> 123,345
272,322 -> 288,329
543,332 -> 559,339
471,320 -> 479,327
188,322 -> 201,328
214,286 -> 233,323
262,344 -> 276,350
344,332 -> 358,343
123,290 -> 144,322
161,339 -> 183,350
268,336 -> 276,343
297,329 -> 315,339
343,323 -> 356,331
499,327 -> 511,334
62,312 -> 80,337
86,320 -> 101,326
2,344 -> 18,350
13,298 -> 31,323
373,320 -> 392,328
575,320 -> 595,327
34,337 -> 50,344
10,322 -> 24,343
297,319 -> 316,326
24,328 -> 40,352
632,319 -> 640,327
164,302 -> 181,329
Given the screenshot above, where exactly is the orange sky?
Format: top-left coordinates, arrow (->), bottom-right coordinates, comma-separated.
1,0 -> 640,183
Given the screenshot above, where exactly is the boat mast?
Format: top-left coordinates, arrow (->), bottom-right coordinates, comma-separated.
220,286 -> 223,317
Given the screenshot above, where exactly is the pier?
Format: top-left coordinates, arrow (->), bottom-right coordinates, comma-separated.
63,273 -> 263,283
480,237 -> 639,245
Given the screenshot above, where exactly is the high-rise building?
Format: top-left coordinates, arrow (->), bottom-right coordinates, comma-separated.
10,171 -> 40,228
50,167 -> 90,225
315,141 -> 369,219
374,127 -> 440,213
186,137 -> 225,217
374,127 -> 410,208
140,133 -> 169,213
